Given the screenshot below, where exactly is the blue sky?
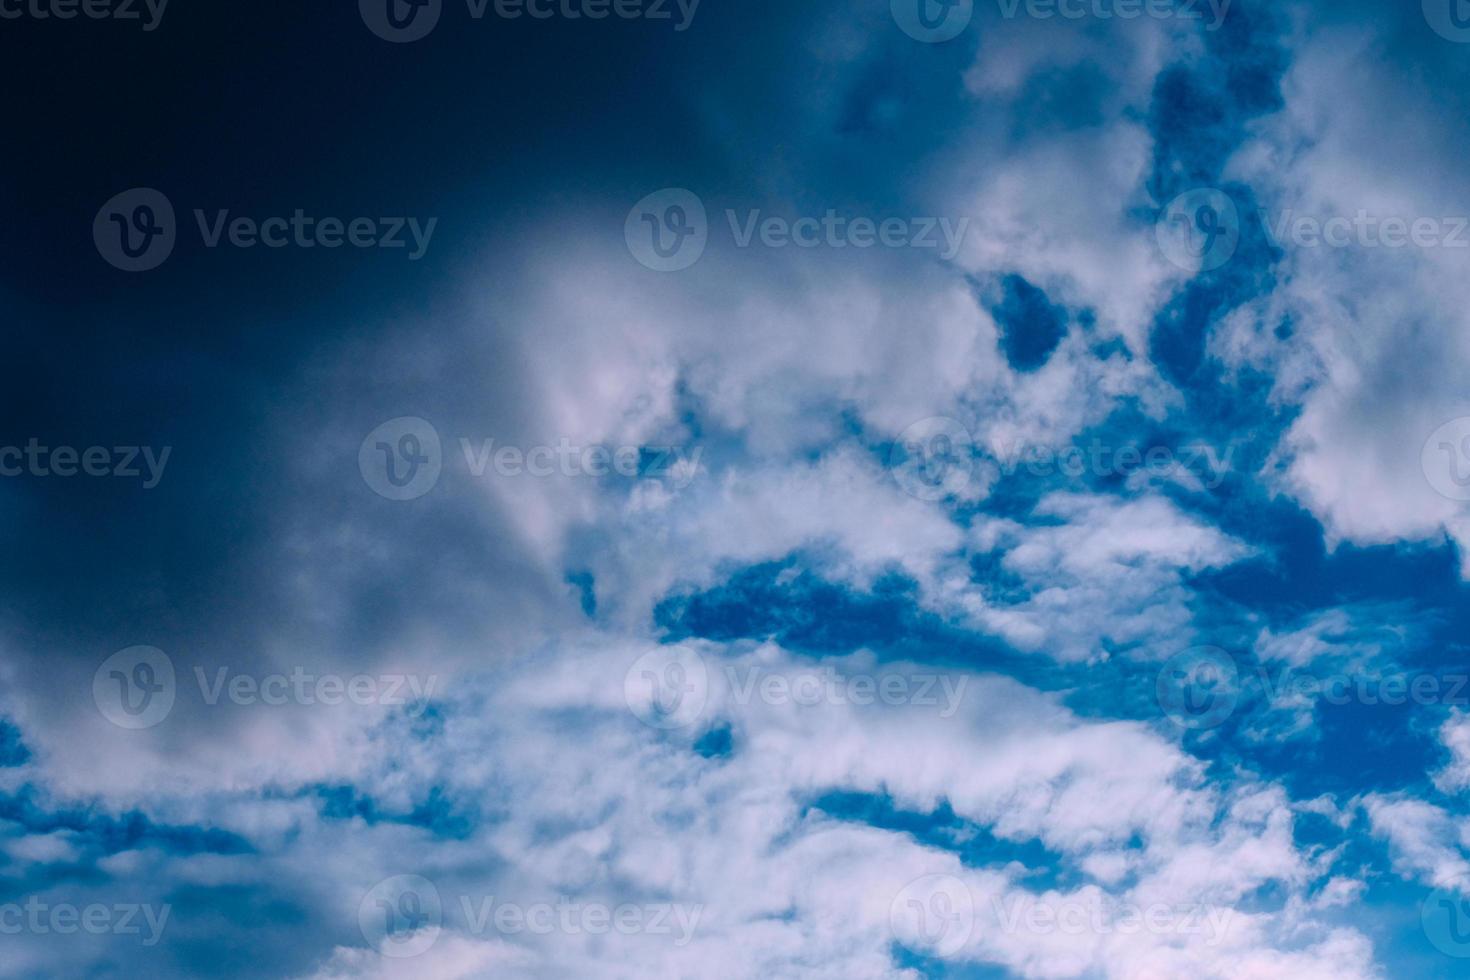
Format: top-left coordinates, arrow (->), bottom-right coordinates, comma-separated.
2,0 -> 1470,976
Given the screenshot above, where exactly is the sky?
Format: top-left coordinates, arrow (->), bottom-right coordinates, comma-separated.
2,0 -> 1470,977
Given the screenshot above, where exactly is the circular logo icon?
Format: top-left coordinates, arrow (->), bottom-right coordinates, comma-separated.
624,646 -> 709,730
1424,0 -> 1470,43
1156,646 -> 1239,730
891,0 -> 973,42
359,874 -> 443,958
360,0 -> 441,42
889,418 -> 975,501
93,188 -> 176,272
93,646 -> 176,730
359,417 -> 443,501
1423,878 -> 1470,957
889,874 -> 975,959
1156,188 -> 1241,273
1422,417 -> 1470,502
625,189 -> 708,272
